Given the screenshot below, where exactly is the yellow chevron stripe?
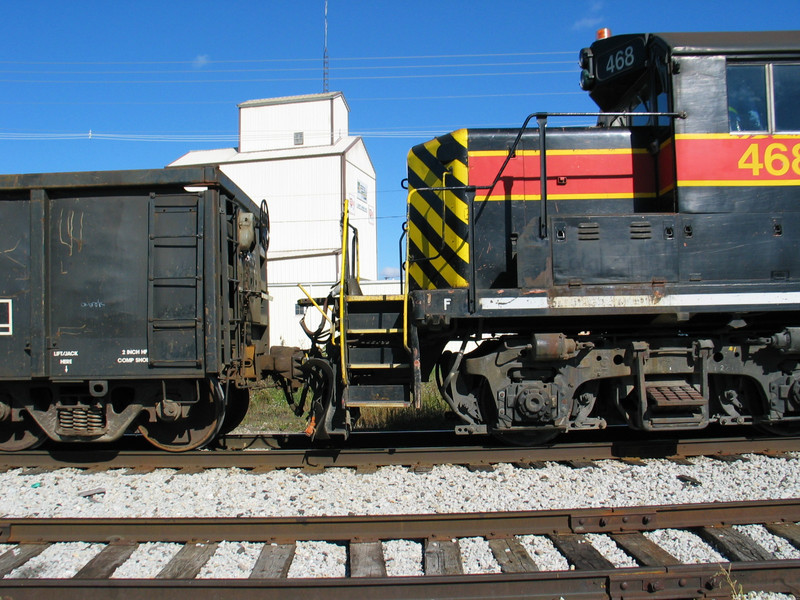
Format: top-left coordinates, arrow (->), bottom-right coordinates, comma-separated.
449,129 -> 469,184
409,192 -> 469,262
424,136 -> 442,156
409,187 -> 468,226
408,263 -> 429,289
408,151 -> 444,189
408,225 -> 468,288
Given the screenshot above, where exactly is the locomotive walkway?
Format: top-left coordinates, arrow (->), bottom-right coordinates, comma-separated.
0,499 -> 799,599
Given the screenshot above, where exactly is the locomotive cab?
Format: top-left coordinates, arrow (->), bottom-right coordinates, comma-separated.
399,31 -> 800,441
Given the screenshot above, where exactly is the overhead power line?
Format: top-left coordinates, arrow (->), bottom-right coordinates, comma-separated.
0,60 -> 575,76
0,116 -> 601,143
0,50 -> 574,66
0,91 -> 585,106
0,69 -> 575,84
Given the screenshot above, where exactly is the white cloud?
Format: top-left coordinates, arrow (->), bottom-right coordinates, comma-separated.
380,266 -> 401,279
572,16 -> 603,31
193,54 -> 210,69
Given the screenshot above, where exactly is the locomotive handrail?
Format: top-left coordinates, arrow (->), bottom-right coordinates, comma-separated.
406,110 -> 687,194
481,111 -> 687,211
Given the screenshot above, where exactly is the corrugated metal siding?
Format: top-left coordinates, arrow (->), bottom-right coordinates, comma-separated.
269,255 -> 340,288
333,99 -> 349,145
240,97 -> 348,152
345,153 -> 377,281
221,156 -> 342,285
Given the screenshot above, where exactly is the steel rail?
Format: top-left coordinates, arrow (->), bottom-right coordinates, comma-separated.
2,498 -> 800,542
0,564 -> 798,600
0,434 -> 797,471
0,499 -> 799,599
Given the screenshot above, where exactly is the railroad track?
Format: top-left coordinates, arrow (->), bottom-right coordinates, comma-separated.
1,499 -> 799,599
0,433 -> 798,471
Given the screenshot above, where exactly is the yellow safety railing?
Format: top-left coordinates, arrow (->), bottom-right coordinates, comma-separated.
339,198 -> 350,385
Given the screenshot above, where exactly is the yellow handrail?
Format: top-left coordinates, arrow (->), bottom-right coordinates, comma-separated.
339,198 -> 349,385
296,284 -> 333,325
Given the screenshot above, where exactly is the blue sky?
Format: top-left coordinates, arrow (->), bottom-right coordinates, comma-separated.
1,1 -> 799,277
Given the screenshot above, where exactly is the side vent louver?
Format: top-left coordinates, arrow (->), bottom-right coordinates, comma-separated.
578,222 -> 600,241
630,221 -> 652,240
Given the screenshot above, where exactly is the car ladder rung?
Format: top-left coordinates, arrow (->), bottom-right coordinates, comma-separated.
345,294 -> 405,302
347,328 -> 401,335
346,400 -> 411,408
348,363 -> 410,370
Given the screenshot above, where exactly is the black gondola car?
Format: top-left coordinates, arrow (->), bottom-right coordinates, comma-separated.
309,31 -> 800,443
0,167 -> 286,451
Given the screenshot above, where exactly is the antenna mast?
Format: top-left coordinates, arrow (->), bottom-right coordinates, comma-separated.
323,0 -> 329,92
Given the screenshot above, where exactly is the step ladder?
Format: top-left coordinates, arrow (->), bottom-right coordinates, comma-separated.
147,193 -> 204,369
340,294 -> 415,408
335,195 -> 420,410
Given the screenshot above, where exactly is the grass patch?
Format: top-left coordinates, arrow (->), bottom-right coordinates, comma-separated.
235,381 -> 451,433
355,382 -> 450,430
234,386 -> 307,434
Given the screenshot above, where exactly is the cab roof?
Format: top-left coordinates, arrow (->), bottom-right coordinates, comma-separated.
653,31 -> 800,55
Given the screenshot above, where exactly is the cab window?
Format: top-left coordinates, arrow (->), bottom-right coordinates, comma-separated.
727,62 -> 800,133
774,64 -> 800,132
726,65 -> 768,132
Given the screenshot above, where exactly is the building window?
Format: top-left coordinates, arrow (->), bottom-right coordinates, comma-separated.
727,62 -> 800,133
294,303 -> 305,316
294,132 -> 304,146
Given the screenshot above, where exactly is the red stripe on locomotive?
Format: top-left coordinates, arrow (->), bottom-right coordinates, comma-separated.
676,136 -> 800,184
468,150 -> 657,199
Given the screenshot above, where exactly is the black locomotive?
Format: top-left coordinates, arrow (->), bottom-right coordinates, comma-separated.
304,30 -> 800,443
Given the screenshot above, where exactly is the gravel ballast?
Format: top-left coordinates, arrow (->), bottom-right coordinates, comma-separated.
0,452 -> 797,593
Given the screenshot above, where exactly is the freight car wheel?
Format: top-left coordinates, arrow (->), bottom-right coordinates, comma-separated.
0,419 -> 47,452
138,380 -> 224,452
218,386 -> 250,435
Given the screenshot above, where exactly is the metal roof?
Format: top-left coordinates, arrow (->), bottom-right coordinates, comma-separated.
169,135 -> 373,173
238,92 -> 348,111
655,31 -> 800,55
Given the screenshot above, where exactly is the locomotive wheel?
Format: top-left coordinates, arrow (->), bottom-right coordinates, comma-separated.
218,386 -> 250,435
138,381 -> 224,452
476,380 -> 559,447
755,422 -> 800,436
491,430 -> 559,447
0,418 -> 47,452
